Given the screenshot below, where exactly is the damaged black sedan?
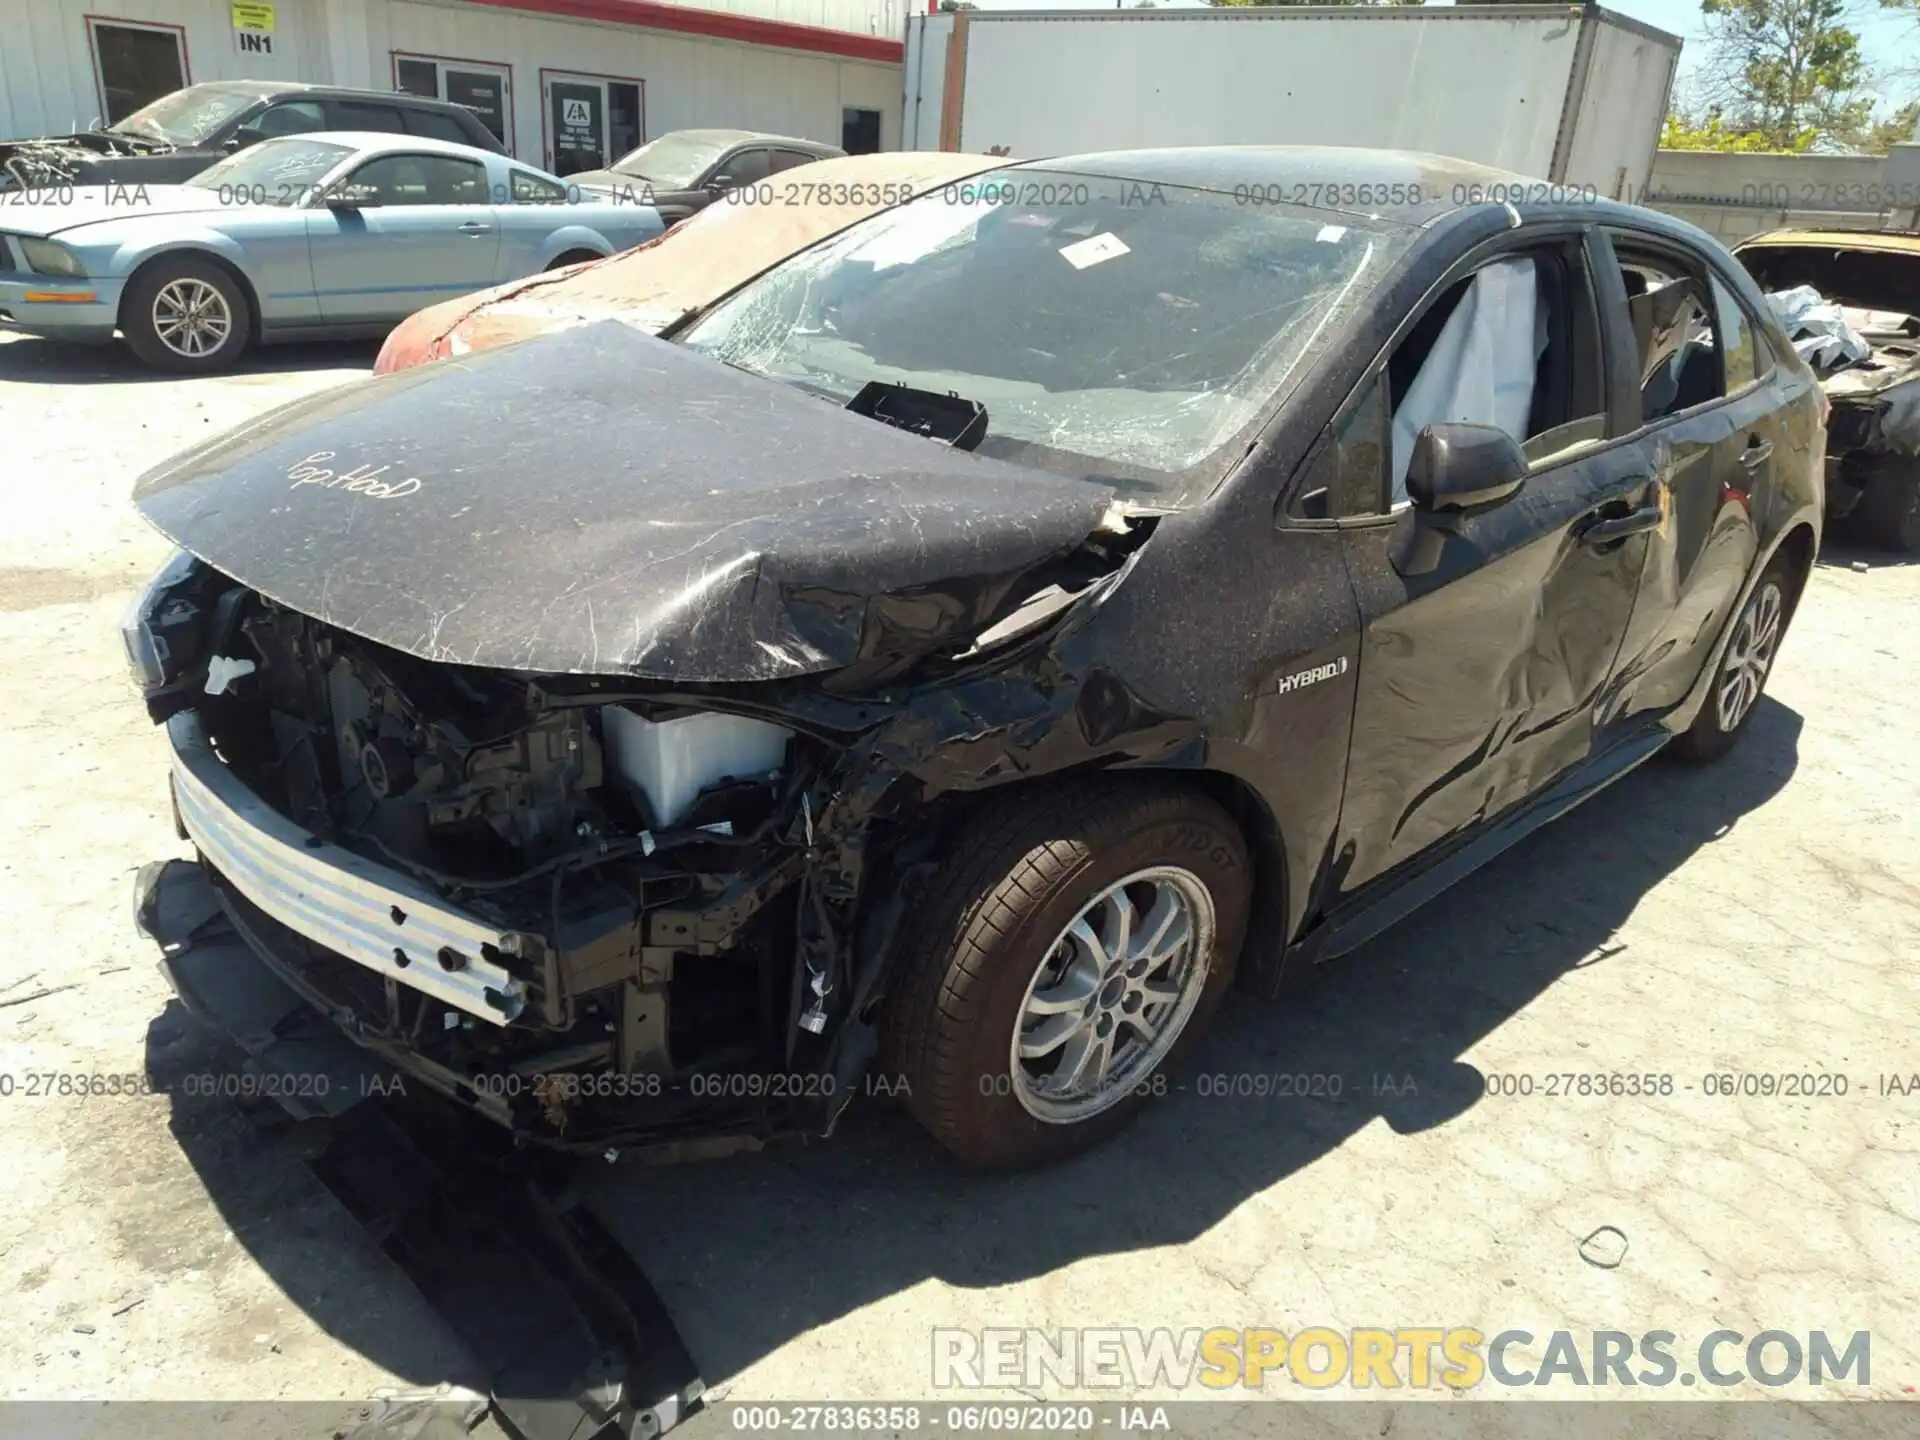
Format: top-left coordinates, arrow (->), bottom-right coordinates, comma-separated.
127,148 -> 1823,1169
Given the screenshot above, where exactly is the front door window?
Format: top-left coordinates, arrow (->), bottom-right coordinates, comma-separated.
89,20 -> 187,127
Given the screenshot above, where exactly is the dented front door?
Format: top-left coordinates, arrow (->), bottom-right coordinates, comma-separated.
1332,434 -> 1653,896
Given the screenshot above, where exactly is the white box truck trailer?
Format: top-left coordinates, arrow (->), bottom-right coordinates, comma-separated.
902,3 -> 1681,200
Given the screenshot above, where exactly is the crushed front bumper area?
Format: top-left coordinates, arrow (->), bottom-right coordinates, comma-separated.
168,709 -> 532,1025
149,707 -> 828,1154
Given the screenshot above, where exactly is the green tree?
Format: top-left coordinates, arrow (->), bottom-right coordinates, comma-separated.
1838,97 -> 1920,149
1661,106 -> 1817,150
1693,0 -> 1875,147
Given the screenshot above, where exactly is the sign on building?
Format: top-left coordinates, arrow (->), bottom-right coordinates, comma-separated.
231,0 -> 275,55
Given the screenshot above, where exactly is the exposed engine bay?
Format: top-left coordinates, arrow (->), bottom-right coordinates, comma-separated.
131,506 -> 1152,1151
0,132 -> 171,190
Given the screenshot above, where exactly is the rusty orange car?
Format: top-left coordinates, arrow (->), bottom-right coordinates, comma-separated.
374,150 -> 1002,375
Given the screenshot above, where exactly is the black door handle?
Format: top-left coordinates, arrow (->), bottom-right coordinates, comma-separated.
1576,504 -> 1662,546
1740,438 -> 1774,469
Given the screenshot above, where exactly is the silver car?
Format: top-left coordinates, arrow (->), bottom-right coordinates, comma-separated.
0,132 -> 664,371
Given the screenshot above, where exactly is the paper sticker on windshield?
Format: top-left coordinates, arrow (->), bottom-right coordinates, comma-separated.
1059,232 -> 1130,270
1316,225 -> 1348,243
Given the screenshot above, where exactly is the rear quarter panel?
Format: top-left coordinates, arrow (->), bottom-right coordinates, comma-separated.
508,205 -> 663,272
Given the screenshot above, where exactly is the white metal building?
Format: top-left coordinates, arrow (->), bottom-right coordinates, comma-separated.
0,0 -> 906,173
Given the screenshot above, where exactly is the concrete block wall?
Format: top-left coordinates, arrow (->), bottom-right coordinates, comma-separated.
1640,146 -> 1920,244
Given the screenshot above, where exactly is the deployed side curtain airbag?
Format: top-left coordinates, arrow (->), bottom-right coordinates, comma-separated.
1391,256 -> 1541,503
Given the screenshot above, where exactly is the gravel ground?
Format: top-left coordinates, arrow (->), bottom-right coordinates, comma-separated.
1,331 -> 1915,1424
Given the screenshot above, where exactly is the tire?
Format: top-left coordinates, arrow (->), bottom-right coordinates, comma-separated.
1667,550 -> 1796,764
545,249 -> 602,271
882,780 -> 1251,1170
122,256 -> 251,373
1851,459 -> 1920,553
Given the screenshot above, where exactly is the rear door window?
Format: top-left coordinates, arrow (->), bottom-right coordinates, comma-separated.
1710,274 -> 1763,392
404,108 -> 471,144
768,149 -> 820,176
253,100 -> 326,138
329,101 -> 408,134
1611,242 -> 1730,423
511,169 -> 568,203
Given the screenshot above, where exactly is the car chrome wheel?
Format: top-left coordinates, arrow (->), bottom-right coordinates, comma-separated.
152,278 -> 233,359
1010,866 -> 1214,1124
1716,579 -> 1783,733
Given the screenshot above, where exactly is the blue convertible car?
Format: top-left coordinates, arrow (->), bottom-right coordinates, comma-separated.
0,133 -> 663,371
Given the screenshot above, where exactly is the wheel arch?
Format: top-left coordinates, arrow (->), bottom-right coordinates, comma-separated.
878,762 -> 1291,994
1771,519 -> 1817,620
1181,767 -> 1291,991
1664,511 -> 1819,741
535,227 -> 613,269
117,246 -> 264,345
545,247 -> 604,271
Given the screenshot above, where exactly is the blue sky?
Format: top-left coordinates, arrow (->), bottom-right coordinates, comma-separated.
965,0 -> 1920,114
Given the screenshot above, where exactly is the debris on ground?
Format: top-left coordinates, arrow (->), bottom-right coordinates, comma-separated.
1578,1224 -> 1630,1269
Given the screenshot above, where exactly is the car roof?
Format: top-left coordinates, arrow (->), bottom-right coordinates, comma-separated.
1004,144 -> 1743,249
191,79 -> 473,112
664,127 -> 840,153
282,131 -> 517,163
1736,229 -> 1920,255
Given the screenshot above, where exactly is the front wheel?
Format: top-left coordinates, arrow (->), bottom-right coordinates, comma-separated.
882,781 -> 1250,1169
1668,551 -> 1794,763
122,257 -> 250,373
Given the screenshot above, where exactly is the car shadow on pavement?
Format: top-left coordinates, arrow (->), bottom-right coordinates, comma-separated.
583,696 -> 1805,1387
141,1000 -> 487,1390
0,334 -> 378,383
144,697 -> 1801,1393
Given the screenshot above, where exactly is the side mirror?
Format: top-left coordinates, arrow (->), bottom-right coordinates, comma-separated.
325,184 -> 375,211
1392,422 -> 1528,579
1405,422 -> 1528,513
226,127 -> 265,151
707,173 -> 732,191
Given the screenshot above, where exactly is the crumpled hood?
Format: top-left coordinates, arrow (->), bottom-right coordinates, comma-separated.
134,321 -> 1120,682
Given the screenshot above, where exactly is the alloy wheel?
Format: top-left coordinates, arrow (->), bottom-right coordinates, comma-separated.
152,278 -> 233,359
1715,579 -> 1783,733
1009,866 -> 1214,1124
